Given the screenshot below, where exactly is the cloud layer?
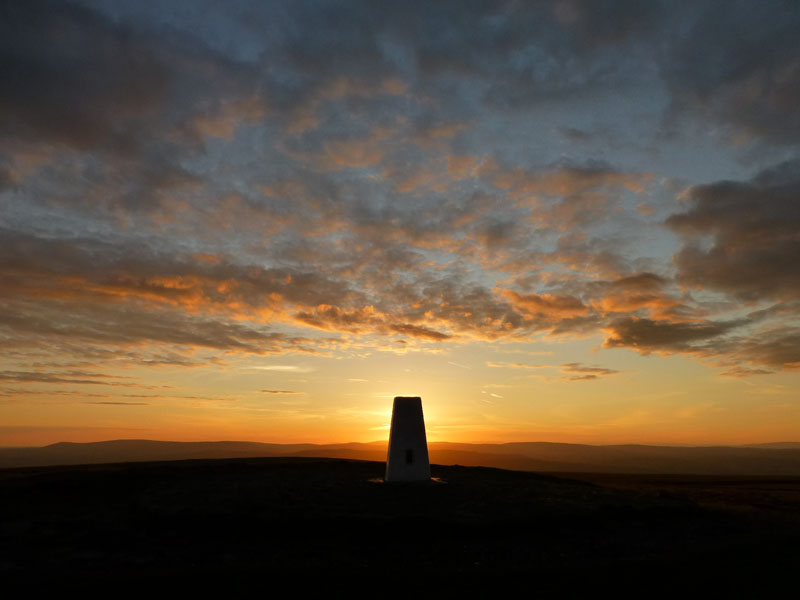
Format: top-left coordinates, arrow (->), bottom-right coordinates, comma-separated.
2,0 -> 799,390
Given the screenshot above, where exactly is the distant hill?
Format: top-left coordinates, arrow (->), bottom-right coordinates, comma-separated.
3,439 -> 800,475
742,442 -> 800,449
0,439 -> 319,468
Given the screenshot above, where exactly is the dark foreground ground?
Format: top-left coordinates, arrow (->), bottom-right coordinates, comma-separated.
2,458 -> 799,592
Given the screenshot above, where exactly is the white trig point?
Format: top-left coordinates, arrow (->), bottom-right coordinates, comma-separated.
385,396 -> 431,482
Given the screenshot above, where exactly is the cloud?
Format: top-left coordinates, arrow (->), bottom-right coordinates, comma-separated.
660,1 -> 800,145
0,296 -> 317,357
482,160 -> 654,232
598,314 -> 800,373
716,328 -> 800,373
667,160 -> 800,303
0,1 -> 259,156
587,272 -> 688,320
606,273 -> 667,292
485,360 -> 620,381
2,0 -> 799,384
250,365 -> 314,373
83,401 -> 151,406
0,228 -> 360,318
0,370 -> 122,386
294,305 -> 381,332
500,290 -> 590,319
486,361 -> 549,369
447,361 -> 471,370
559,362 -> 620,381
490,161 -> 652,197
1,1 -> 169,153
389,323 -> 452,341
0,370 -> 168,389
603,317 -> 741,353
719,367 -> 776,378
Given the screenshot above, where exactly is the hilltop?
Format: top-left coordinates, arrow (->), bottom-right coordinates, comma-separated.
2,457 -> 799,590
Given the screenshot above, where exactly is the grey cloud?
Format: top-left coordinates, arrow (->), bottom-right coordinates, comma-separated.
0,370 -> 172,389
230,0 -> 670,127
667,160 -> 800,302
0,1 -> 252,154
660,0 -> 800,145
0,370 -> 121,386
0,298 -> 316,356
725,328 -> 800,371
0,228 -> 360,310
603,317 -> 740,352
1,1 -> 169,153
607,273 -> 667,292
389,323 -> 452,341
0,0 -> 260,216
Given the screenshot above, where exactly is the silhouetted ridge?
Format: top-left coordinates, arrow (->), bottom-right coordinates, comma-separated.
3,439 -> 800,474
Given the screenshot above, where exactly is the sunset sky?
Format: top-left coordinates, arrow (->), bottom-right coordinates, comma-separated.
2,0 -> 799,447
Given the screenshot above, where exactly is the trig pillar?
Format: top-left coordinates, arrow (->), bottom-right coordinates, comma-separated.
385,396 -> 431,482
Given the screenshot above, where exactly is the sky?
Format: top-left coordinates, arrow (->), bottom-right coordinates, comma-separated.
1,0 -> 799,447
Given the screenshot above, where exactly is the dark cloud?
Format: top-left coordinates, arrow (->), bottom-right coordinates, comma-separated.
660,0 -> 800,145
560,362 -> 621,380
603,317 -> 741,353
0,370 -> 120,386
0,370 -> 167,389
389,323 -> 451,341
0,297 -> 316,356
1,1 -> 169,153
0,165 -> 12,192
84,401 -> 150,405
726,328 -> 800,371
560,363 -> 618,375
0,1 -> 253,155
0,228 -> 360,312
667,160 -> 800,302
607,273 -> 666,292
0,0 -> 261,217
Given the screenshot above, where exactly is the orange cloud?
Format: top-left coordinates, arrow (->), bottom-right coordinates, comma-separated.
489,164 -> 653,197
447,155 -> 481,179
294,305 -> 381,332
191,95 -> 267,140
592,292 -> 683,319
500,289 -> 589,319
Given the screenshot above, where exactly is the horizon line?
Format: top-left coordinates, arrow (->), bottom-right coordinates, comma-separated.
3,437 -> 799,450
